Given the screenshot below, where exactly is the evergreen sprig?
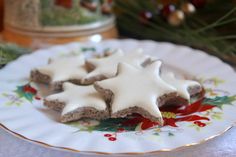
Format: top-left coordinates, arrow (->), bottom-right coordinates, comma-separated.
114,0 -> 236,65
0,43 -> 30,67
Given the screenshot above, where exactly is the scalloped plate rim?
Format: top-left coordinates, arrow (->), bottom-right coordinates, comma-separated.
0,39 -> 236,155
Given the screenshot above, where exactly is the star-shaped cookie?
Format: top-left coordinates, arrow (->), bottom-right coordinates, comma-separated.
31,55 -> 87,89
82,49 -> 150,84
44,82 -> 109,122
162,72 -> 202,101
94,61 -> 177,124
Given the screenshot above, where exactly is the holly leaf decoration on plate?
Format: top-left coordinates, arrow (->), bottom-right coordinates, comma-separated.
14,84 -> 37,103
203,95 -> 236,109
93,118 -> 137,132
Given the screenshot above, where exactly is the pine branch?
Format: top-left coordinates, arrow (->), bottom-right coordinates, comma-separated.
114,0 -> 236,65
0,43 -> 30,67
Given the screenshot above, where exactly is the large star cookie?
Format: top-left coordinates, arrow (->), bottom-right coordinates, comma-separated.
82,49 -> 150,84
94,61 -> 177,124
30,55 -> 87,90
44,82 -> 109,122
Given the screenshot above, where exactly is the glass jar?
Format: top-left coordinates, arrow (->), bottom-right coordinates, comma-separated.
3,0 -> 118,48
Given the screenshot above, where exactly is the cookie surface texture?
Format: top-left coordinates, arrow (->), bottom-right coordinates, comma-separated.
44,82 -> 109,122
94,61 -> 177,124
82,49 -> 150,84
31,55 -> 87,89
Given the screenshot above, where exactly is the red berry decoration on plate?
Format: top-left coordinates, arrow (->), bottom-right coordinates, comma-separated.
108,137 -> 117,141
34,95 -> 41,100
194,121 -> 206,127
23,85 -> 37,94
198,122 -> 206,127
104,134 -> 112,137
104,133 -> 117,141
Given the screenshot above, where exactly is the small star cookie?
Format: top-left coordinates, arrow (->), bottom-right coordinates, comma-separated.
162,72 -> 202,101
82,49 -> 150,84
30,55 -> 87,90
44,82 -> 109,122
94,61 -> 177,124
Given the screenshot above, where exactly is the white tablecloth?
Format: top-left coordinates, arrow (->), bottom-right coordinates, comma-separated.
0,126 -> 236,157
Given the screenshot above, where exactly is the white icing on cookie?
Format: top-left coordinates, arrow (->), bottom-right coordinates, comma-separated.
37,55 -> 87,82
83,49 -> 149,81
46,83 -> 107,115
95,61 -> 176,119
162,72 -> 201,100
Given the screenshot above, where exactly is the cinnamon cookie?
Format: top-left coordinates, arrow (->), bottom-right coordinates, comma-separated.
44,82 -> 109,122
94,61 -> 178,125
30,55 -> 87,90
82,49 -> 150,84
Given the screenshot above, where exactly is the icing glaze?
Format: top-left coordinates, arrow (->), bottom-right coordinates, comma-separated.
46,82 -> 107,115
37,55 -> 87,82
95,61 -> 176,119
39,50 -> 202,121
83,49 -> 149,81
162,72 -> 201,100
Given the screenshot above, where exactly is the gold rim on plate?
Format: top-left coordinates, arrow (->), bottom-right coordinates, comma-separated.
0,122 -> 235,155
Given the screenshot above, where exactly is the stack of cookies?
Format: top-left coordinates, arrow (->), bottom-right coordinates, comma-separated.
30,49 -> 202,125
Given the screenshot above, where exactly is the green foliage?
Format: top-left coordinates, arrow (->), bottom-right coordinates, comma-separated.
93,118 -> 137,132
69,117 -> 138,132
0,43 -> 30,67
168,132 -> 174,136
1,93 -> 24,106
114,0 -> 236,65
211,112 -> 223,120
81,47 -> 96,52
40,1 -> 106,26
41,0 -> 54,8
203,95 -> 236,109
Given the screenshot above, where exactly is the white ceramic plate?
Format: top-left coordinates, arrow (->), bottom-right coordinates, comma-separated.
0,39 -> 236,155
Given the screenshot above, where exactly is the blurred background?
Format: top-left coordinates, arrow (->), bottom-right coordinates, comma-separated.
0,0 -> 235,67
